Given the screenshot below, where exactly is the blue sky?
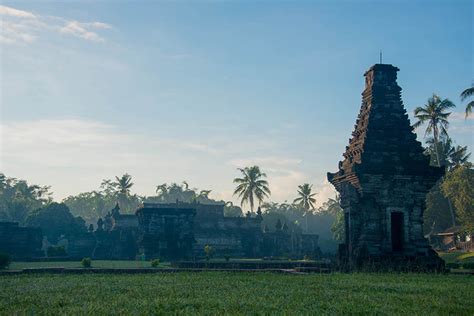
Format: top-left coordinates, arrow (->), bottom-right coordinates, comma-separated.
1,1 -> 473,207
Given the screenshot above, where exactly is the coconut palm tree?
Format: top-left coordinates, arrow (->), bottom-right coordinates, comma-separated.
233,166 -> 271,212
413,94 -> 456,167
460,85 -> 474,118
447,145 -> 471,169
114,174 -> 133,195
293,183 -> 317,233
293,184 -> 317,211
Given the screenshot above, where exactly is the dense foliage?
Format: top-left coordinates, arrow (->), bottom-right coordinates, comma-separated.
441,165 -> 474,233
25,202 -> 87,244
0,174 -> 52,224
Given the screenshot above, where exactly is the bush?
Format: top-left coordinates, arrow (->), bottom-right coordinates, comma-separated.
151,259 -> 160,268
462,262 -> 474,270
47,246 -> 66,257
81,257 -> 92,268
224,255 -> 230,262
446,262 -> 460,269
0,253 -> 11,270
204,245 -> 214,261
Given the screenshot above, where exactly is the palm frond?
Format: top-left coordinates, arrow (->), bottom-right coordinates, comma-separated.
460,86 -> 474,101
466,101 -> 474,118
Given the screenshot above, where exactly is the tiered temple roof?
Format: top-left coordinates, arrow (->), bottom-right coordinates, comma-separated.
328,64 -> 443,193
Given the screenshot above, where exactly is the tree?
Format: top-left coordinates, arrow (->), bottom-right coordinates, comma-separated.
233,166 -> 271,212
413,94 -> 456,167
293,184 -> 317,233
447,145 -> 471,170
0,174 -> 52,224
25,202 -> 87,244
65,175 -> 141,222
460,85 -> 474,118
319,197 -> 344,242
293,184 -> 317,211
424,137 -> 471,170
114,174 -> 134,195
424,183 -> 452,234
441,166 -> 474,233
104,173 -> 141,213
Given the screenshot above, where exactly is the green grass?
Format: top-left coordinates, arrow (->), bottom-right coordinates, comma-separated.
8,260 -> 170,270
0,273 -> 472,314
439,252 -> 474,264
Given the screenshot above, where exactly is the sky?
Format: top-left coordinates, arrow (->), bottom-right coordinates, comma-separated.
1,0 -> 473,208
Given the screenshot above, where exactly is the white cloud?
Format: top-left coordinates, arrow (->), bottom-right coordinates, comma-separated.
0,20 -> 37,44
88,22 -> 112,29
0,5 -> 36,18
60,21 -> 104,42
313,180 -> 337,208
0,5 -> 111,44
0,119 -> 337,205
0,118 -> 231,199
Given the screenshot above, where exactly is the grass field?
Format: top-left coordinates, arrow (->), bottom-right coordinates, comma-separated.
0,273 -> 473,315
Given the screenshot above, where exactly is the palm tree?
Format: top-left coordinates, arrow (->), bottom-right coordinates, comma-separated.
293,183 -> 317,233
233,166 -> 271,212
293,184 -> 317,211
447,145 -> 471,169
413,94 -> 456,167
114,174 -> 133,195
460,85 -> 474,118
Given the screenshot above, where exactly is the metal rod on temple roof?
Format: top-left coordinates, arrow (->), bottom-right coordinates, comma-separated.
380,50 -> 382,64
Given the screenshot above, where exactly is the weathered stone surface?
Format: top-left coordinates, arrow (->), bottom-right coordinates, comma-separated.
328,64 -> 444,270
0,222 -> 43,259
136,203 -> 196,260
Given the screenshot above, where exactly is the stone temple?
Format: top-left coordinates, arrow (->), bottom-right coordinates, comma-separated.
328,64 -> 444,270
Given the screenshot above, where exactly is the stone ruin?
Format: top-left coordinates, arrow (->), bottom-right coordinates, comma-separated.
136,202 -> 320,260
328,64 -> 444,270
0,222 -> 42,259
0,201 -> 321,261
136,203 -> 196,260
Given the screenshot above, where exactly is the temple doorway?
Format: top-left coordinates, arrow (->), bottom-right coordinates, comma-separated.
391,212 -> 404,251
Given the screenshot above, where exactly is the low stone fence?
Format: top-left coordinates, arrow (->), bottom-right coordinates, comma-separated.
0,267 -> 318,275
172,260 -> 330,270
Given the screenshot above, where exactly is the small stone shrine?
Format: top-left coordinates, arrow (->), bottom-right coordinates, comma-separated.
327,64 -> 444,270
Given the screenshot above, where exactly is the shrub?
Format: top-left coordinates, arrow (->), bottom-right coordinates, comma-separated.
204,245 -> 214,261
462,262 -> 474,270
81,257 -> 92,268
446,262 -> 460,269
0,253 -> 11,270
224,255 -> 230,262
303,255 -> 310,261
47,246 -> 66,257
151,259 -> 160,268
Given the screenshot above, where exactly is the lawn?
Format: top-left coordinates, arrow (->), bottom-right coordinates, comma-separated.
0,273 -> 472,315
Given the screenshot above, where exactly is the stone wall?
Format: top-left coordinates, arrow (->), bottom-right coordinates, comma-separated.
136,205 -> 196,260
0,222 -> 43,259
